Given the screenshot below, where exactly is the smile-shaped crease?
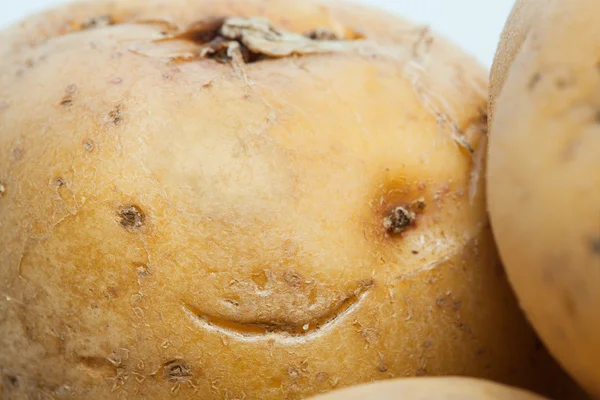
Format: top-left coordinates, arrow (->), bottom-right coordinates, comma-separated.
182,280 -> 373,340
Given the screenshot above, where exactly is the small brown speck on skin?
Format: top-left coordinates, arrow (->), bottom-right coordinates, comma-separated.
109,105 -> 123,125
415,368 -> 427,377
83,139 -> 95,152
54,178 -> 65,188
60,96 -> 74,107
119,205 -> 144,230
384,206 -> 414,234
378,364 -> 388,373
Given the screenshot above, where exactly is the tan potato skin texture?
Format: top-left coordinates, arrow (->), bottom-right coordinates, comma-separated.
0,0 -> 583,399
489,0 -> 600,398
309,377 -> 548,400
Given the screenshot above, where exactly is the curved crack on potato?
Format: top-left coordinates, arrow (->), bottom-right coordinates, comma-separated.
182,280 -> 374,339
148,17 -> 363,64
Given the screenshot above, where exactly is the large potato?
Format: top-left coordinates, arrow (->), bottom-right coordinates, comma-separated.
489,0 -> 600,397
309,377 -> 548,400
0,0 -> 581,399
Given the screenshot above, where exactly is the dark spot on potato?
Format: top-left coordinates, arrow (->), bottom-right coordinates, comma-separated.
107,287 -> 118,297
108,105 -> 124,125
83,139 -> 95,152
476,347 -> 486,356
163,360 -> 192,381
119,205 -> 144,231
54,178 -> 65,188
6,375 -> 18,387
384,206 -> 415,234
528,72 -> 541,91
412,250 -> 419,254
60,96 -> 74,107
422,338 -> 433,349
81,15 -> 115,30
315,372 -> 329,383
590,236 -> 600,256
305,28 -> 340,40
415,368 -> 427,377
378,364 -> 388,373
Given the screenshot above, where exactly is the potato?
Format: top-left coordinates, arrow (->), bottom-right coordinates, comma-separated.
489,0 -> 600,397
309,377 -> 548,400
0,0 -> 582,399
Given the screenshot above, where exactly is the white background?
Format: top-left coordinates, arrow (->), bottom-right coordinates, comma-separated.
0,0 -> 516,67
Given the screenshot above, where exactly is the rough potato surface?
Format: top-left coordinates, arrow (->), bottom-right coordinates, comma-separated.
309,377 -> 548,400
489,0 -> 600,397
0,0 -> 583,399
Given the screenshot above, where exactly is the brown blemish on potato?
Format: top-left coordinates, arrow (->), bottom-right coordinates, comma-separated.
155,17 -> 359,65
163,360 -> 192,381
108,105 -> 124,125
6,375 -> 18,387
383,206 -> 415,234
81,15 -> 115,31
83,139 -> 95,152
119,205 -> 144,231
54,178 -> 65,188
415,368 -> 427,376
378,363 -> 388,373
60,96 -> 74,107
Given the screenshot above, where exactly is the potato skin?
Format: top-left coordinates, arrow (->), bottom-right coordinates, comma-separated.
489,0 -> 600,397
0,0 -> 582,399
309,377 -> 548,400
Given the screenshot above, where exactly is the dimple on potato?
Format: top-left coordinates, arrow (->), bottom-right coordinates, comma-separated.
308,377 -> 549,400
0,0 -> 582,399
489,0 -> 600,397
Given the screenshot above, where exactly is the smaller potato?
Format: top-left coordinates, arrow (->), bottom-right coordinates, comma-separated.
309,377 -> 548,400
